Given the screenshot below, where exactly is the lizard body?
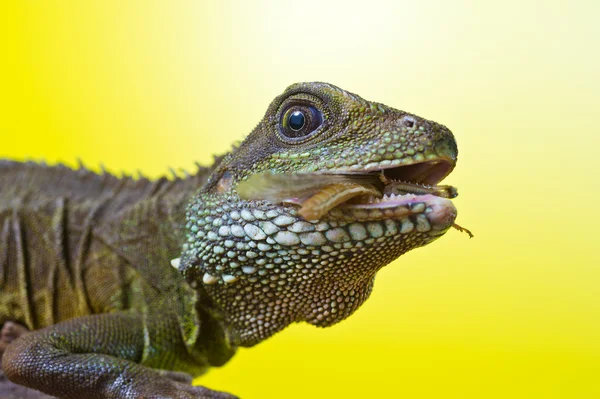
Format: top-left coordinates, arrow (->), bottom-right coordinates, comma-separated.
0,82 -> 459,398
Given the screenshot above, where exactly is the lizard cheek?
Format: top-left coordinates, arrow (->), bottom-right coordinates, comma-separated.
216,172 -> 234,194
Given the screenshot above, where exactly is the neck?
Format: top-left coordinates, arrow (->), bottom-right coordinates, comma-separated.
195,261 -> 377,347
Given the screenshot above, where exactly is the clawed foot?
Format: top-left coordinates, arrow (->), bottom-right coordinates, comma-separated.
136,378 -> 238,399
0,322 -> 237,399
154,370 -> 237,398
170,382 -> 239,399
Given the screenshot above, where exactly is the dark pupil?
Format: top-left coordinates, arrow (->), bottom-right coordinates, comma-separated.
288,111 -> 305,131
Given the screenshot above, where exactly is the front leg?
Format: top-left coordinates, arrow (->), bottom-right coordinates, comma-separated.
2,313 -> 236,399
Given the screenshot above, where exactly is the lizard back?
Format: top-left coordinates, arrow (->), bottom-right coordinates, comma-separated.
0,161 -> 208,331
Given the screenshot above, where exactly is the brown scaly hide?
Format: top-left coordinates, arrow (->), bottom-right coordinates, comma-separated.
0,160 -> 217,399
0,160 -> 215,329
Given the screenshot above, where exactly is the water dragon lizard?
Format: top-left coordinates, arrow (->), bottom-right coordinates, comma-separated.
0,82 -> 461,398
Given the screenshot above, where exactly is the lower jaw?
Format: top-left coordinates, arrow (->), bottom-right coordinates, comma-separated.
285,193 -> 457,232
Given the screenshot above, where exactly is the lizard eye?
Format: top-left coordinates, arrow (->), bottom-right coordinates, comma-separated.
280,105 -> 323,140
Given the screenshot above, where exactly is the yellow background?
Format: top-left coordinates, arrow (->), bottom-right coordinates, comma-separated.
2,1 -> 599,398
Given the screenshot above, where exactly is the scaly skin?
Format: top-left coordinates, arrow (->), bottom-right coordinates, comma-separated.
0,82 -> 459,398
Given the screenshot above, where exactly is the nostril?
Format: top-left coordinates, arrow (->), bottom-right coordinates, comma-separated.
402,116 -> 415,128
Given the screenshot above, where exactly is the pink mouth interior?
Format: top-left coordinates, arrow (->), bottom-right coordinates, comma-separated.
380,160 -> 454,185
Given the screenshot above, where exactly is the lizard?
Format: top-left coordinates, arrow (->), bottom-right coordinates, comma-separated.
0,82 -> 460,399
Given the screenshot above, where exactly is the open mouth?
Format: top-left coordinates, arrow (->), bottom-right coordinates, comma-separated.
236,157 -> 457,221
330,158 -> 470,237
295,158 -> 458,219
376,160 -> 458,201
234,149 -> 470,235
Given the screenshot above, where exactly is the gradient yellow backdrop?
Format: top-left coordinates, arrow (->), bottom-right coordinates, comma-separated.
2,1 -> 599,398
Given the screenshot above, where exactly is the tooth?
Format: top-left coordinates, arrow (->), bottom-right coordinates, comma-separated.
203,273 -> 218,284
170,258 -> 181,269
222,274 -> 238,284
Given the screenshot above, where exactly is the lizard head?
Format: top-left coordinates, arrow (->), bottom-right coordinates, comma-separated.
179,82 -> 458,346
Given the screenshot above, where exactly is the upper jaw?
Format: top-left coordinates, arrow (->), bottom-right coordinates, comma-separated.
327,155 -> 458,204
